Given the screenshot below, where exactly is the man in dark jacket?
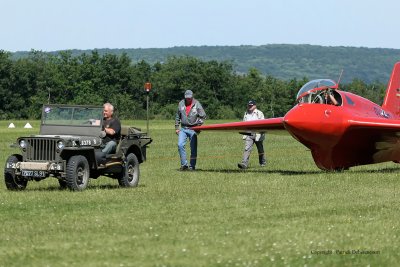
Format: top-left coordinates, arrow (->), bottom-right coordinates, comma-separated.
102,102 -> 121,154
175,90 -> 206,171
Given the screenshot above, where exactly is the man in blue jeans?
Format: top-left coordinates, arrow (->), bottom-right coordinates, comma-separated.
175,90 -> 207,171
102,102 -> 121,155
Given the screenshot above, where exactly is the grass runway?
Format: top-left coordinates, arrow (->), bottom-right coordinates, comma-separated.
0,120 -> 398,266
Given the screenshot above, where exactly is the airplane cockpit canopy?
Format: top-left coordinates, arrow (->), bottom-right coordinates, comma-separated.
296,79 -> 341,105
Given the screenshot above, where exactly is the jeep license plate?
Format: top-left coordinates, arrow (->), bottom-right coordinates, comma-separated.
21,170 -> 46,177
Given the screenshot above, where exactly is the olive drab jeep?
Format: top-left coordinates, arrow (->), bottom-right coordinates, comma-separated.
4,104 -> 152,191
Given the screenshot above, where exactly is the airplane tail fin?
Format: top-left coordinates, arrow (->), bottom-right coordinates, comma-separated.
382,62 -> 400,116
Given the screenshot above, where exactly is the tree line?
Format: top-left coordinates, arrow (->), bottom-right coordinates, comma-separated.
12,44 -> 400,84
0,50 -> 386,120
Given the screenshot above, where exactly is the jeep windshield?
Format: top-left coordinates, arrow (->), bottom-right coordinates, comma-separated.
42,105 -> 103,127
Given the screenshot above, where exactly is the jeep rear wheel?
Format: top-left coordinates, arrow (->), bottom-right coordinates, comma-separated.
66,155 -> 90,191
4,155 -> 28,190
118,153 -> 140,187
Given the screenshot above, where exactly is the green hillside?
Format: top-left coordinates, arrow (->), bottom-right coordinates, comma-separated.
11,44 -> 400,83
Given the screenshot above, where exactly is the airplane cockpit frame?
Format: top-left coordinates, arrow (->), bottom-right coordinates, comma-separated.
296,79 -> 342,106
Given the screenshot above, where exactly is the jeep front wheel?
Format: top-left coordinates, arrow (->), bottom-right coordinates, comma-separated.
118,153 -> 140,187
66,155 -> 90,191
4,154 -> 27,190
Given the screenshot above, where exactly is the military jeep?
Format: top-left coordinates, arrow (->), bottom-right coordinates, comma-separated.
4,104 -> 152,191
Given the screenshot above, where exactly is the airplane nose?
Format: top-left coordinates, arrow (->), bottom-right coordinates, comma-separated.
283,105 -> 342,147
283,106 -> 311,140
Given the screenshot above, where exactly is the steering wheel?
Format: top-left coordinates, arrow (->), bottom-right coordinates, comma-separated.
82,119 -> 97,125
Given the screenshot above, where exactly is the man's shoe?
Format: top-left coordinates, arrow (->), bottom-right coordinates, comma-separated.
237,163 -> 247,169
189,166 -> 196,171
260,163 -> 266,167
180,165 -> 189,171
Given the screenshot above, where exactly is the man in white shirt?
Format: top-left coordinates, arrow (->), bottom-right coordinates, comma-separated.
238,100 -> 266,169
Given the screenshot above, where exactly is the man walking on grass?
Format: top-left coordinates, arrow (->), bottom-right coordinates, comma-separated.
175,90 -> 206,171
238,100 -> 266,169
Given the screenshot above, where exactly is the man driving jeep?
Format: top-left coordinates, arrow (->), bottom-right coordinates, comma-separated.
102,103 -> 121,154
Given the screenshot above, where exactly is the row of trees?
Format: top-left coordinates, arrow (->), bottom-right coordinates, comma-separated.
0,50 -> 387,120
13,45 -> 399,83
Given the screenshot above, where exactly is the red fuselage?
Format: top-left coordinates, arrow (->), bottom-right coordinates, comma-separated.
283,90 -> 399,170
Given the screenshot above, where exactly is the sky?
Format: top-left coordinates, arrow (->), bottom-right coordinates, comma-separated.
2,0 -> 400,52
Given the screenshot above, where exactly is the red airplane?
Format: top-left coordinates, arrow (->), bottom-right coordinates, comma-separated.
192,62 -> 400,171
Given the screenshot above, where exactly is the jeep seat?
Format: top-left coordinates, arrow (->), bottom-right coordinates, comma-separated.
104,126 -> 144,160
104,126 -> 130,159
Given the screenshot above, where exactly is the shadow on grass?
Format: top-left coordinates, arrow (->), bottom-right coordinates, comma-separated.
194,166 -> 400,176
13,166 -> 400,191
194,168 -> 320,175
22,183 -> 146,192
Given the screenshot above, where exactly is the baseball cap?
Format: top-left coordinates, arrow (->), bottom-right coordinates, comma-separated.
247,100 -> 256,106
184,90 -> 193,98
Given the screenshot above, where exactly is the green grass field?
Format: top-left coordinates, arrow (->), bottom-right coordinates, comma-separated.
0,120 -> 398,266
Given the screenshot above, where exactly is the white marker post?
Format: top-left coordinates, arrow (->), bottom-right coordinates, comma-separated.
24,122 -> 33,128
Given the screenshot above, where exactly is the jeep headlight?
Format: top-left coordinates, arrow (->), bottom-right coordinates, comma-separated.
57,141 -> 65,149
19,139 -> 27,149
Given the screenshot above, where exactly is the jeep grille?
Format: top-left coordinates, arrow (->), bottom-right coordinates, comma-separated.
25,138 -> 57,161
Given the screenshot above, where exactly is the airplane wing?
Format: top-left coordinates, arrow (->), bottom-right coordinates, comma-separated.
348,117 -> 400,129
191,117 -> 286,133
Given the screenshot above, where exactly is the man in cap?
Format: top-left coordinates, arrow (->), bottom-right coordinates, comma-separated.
238,100 -> 266,169
175,89 -> 207,171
